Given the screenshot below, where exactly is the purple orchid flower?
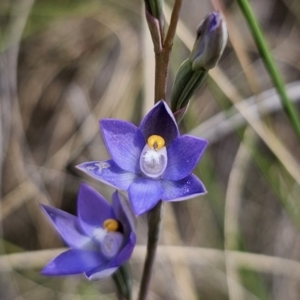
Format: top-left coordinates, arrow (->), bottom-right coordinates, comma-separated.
41,184 -> 136,280
77,101 -> 208,216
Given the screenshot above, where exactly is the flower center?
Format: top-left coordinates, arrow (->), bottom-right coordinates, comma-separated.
139,135 -> 168,178
92,220 -> 124,258
147,135 -> 165,150
103,219 -> 120,232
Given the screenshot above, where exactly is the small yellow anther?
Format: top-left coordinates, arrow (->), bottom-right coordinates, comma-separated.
103,219 -> 119,232
147,135 -> 165,150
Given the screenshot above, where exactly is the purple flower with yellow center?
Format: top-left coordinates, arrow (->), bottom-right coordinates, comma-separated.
41,184 -> 136,280
77,101 -> 208,216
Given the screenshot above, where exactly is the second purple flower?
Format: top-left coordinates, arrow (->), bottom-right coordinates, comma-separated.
77,101 -> 208,216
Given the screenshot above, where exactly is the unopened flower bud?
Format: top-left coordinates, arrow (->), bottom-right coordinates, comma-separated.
170,59 -> 207,114
144,0 -> 163,20
190,11 -> 228,70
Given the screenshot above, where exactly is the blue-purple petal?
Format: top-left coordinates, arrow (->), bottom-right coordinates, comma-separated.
76,160 -> 138,191
77,184 -> 115,236
161,174 -> 206,201
110,232 -> 136,267
85,267 -> 118,280
139,101 -> 179,145
128,178 -> 163,215
85,232 -> 136,279
41,249 -> 105,276
163,135 -> 208,180
100,119 -> 145,173
112,191 -> 136,236
41,205 -> 90,249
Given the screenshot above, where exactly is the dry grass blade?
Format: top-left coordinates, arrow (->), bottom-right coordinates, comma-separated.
2,246 -> 300,281
161,204 -> 198,300
189,81 -> 300,142
224,129 -> 257,300
0,8 -> 141,222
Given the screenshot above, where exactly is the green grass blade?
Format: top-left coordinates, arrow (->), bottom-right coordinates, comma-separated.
236,0 -> 300,142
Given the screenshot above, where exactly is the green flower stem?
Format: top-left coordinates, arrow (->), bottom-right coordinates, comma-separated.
112,271 -> 126,300
236,0 -> 300,142
138,201 -> 164,300
112,263 -> 132,300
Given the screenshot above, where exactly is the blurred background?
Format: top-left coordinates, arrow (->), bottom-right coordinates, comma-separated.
1,0 -> 300,299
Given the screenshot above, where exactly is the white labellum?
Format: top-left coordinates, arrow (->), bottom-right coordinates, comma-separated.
139,144 -> 168,178
101,232 -> 123,258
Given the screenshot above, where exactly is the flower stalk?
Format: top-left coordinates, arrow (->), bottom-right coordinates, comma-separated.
153,0 -> 182,102
138,201 -> 164,300
112,263 -> 132,300
139,1 -> 183,299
